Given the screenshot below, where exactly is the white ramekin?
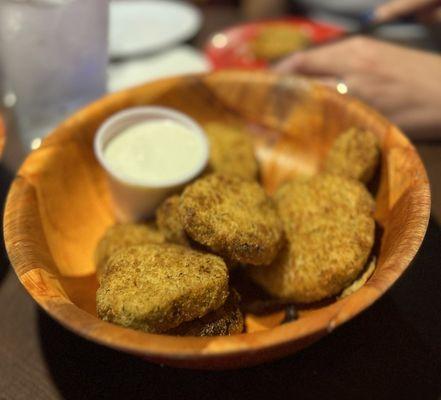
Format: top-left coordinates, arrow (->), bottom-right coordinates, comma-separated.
94,106 -> 209,222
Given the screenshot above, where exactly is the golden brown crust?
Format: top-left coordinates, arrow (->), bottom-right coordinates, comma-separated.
275,173 -> 375,238
249,215 -> 375,303
96,244 -> 229,333
204,122 -> 258,180
180,174 -> 284,266
95,223 -> 165,280
324,127 -> 380,183
340,257 -> 376,299
156,195 -> 189,246
168,289 -> 244,336
250,174 -> 375,303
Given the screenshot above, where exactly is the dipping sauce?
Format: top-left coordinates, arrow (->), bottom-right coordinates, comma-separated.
103,119 -> 207,185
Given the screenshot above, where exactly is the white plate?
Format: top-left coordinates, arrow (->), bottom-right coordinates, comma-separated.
108,45 -> 210,92
110,0 -> 202,58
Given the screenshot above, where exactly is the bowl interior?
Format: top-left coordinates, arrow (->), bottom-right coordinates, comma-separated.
4,71 -> 430,368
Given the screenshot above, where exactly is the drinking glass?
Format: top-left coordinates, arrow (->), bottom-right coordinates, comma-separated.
0,0 -> 108,150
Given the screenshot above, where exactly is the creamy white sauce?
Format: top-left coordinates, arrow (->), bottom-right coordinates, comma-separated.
104,119 -> 206,185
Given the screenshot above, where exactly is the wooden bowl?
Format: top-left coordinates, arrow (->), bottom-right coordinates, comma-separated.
3,71 -> 430,369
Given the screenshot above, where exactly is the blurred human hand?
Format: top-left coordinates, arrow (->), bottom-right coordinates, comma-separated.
373,0 -> 441,23
274,37 -> 441,138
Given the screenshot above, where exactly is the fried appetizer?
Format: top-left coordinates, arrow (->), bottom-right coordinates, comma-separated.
96,244 -> 229,333
95,223 -> 165,280
156,195 -> 189,246
180,174 -> 284,266
249,215 -> 375,303
251,25 -> 310,61
275,174 -> 375,237
249,174 -> 375,303
324,127 -> 380,183
169,289 -> 244,336
204,122 -> 258,180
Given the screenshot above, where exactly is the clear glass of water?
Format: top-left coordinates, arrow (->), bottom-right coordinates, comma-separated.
0,0 -> 108,150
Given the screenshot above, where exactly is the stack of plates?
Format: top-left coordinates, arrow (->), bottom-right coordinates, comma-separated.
108,0 -> 208,91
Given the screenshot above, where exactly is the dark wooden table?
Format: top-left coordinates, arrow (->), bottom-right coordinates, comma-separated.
0,5 -> 440,400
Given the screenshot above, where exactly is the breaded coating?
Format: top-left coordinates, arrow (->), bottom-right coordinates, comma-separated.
251,25 -> 310,61
324,127 -> 380,183
275,174 -> 375,237
95,223 -> 165,280
249,214 -> 375,303
169,289 -> 244,336
96,244 -> 229,333
156,195 -> 189,246
180,174 -> 284,266
340,257 -> 376,299
204,122 -> 258,180
249,174 -> 375,303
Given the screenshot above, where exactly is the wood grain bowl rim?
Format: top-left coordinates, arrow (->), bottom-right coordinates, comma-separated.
3,72 -> 431,368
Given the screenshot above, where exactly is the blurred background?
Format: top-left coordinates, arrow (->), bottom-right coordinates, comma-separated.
1,0 -> 440,168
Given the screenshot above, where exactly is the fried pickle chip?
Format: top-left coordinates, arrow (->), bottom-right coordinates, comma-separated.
251,25 -> 310,61
180,174 -> 284,266
168,289 -> 244,336
275,174 -> 375,237
95,223 -> 165,280
156,195 -> 189,246
204,122 -> 258,180
96,244 -> 229,333
249,174 -> 375,303
324,127 -> 380,183
249,215 -> 375,303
